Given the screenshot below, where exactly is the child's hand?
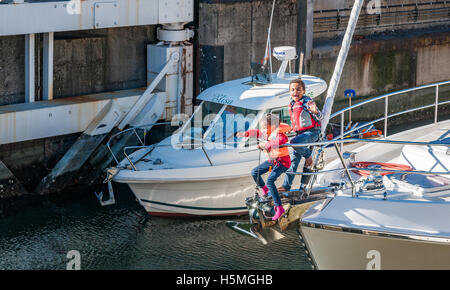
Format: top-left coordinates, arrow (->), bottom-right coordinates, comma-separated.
257,143 -> 266,150
236,132 -> 245,138
307,100 -> 319,115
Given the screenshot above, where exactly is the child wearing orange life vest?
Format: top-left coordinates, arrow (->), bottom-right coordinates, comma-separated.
237,114 -> 291,220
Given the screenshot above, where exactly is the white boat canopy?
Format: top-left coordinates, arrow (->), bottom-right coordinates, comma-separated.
197,74 -> 327,110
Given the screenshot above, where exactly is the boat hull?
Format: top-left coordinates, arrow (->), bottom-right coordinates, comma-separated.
300,225 -> 450,270
127,175 -> 257,216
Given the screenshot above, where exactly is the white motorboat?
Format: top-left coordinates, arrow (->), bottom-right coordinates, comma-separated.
110,70 -> 327,216
296,80 -> 450,270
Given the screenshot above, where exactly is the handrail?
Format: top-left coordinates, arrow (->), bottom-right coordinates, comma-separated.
330,80 -> 450,119
287,167 -> 450,176
108,81 -> 450,172
284,137 -> 449,197
107,121 -> 181,165
328,80 -> 450,151
283,138 -> 450,148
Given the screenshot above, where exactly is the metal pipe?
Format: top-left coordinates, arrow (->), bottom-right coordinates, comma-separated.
25,33 -> 35,103
332,102 -> 441,142
286,167 -> 450,176
118,52 -> 180,130
284,138 -> 450,148
123,152 -> 138,171
330,80 -> 450,120
340,112 -> 344,152
43,32 -> 54,101
106,121 -> 176,164
320,0 -> 364,135
384,96 -> 388,137
334,143 -> 356,197
435,85 -> 439,124
240,137 -> 450,155
263,0 -> 276,71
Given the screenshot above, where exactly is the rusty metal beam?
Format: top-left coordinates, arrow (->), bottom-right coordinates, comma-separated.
0,88 -> 166,145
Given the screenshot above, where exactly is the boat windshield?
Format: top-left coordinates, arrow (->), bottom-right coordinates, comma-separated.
176,101 -> 259,147
203,105 -> 259,146
178,101 -> 224,140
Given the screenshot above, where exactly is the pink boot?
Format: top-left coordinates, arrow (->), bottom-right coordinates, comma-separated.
261,185 -> 269,196
272,205 -> 285,221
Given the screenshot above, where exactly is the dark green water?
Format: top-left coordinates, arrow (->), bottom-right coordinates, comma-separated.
0,184 -> 312,270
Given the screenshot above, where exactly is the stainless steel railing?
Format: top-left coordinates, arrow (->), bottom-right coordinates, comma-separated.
106,121 -> 176,165
284,137 -> 450,197
108,81 -> 449,173
329,80 -> 450,151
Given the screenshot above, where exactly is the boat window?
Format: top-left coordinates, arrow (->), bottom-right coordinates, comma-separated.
270,107 -> 291,126
180,101 -> 224,140
204,105 -> 259,146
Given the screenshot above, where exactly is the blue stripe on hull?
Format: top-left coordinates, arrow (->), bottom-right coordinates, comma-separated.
140,199 -> 247,211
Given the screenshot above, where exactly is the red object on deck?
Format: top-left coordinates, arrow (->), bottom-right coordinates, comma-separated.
351,161 -> 413,176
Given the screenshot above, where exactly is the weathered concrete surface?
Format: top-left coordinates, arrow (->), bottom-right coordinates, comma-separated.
0,133 -> 80,195
309,28 -> 450,124
198,1 -> 450,126
34,133 -> 107,196
313,0 -> 450,39
0,26 -> 156,105
0,35 -> 25,105
0,160 -> 29,198
199,0 -> 298,81
199,0 -> 450,86
54,27 -> 156,98
0,26 -> 157,199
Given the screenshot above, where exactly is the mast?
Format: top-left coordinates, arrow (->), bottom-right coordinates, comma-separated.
262,0 -> 276,78
320,0 -> 364,135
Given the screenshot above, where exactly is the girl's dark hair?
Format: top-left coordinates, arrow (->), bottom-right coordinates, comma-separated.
289,78 -> 306,91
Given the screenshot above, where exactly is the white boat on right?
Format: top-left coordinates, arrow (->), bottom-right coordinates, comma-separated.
298,80 -> 450,270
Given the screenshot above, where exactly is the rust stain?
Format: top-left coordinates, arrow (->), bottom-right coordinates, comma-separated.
180,46 -> 187,114
362,53 -> 372,93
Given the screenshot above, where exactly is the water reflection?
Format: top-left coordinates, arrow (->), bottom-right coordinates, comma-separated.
0,185 -> 311,270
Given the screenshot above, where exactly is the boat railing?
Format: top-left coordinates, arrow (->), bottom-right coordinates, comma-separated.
283,138 -> 450,197
108,81 -> 449,171
329,80 -> 450,151
120,139 -> 249,170
106,121 -> 182,165
110,121 -> 221,169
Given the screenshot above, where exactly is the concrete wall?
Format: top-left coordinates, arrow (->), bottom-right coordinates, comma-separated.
198,0 -> 450,103
313,0 -> 450,38
199,0 -> 297,83
0,35 -> 24,106
0,26 -> 156,105
0,25 -> 157,197
309,28 -> 450,115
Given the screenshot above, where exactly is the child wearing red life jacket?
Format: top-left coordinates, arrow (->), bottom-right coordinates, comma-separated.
237,114 -> 291,220
278,78 -> 322,193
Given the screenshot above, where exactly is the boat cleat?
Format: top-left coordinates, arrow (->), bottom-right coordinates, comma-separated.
359,164 -> 386,192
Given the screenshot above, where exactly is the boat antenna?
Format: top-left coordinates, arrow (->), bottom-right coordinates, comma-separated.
320,0 -> 364,137
262,0 -> 276,80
